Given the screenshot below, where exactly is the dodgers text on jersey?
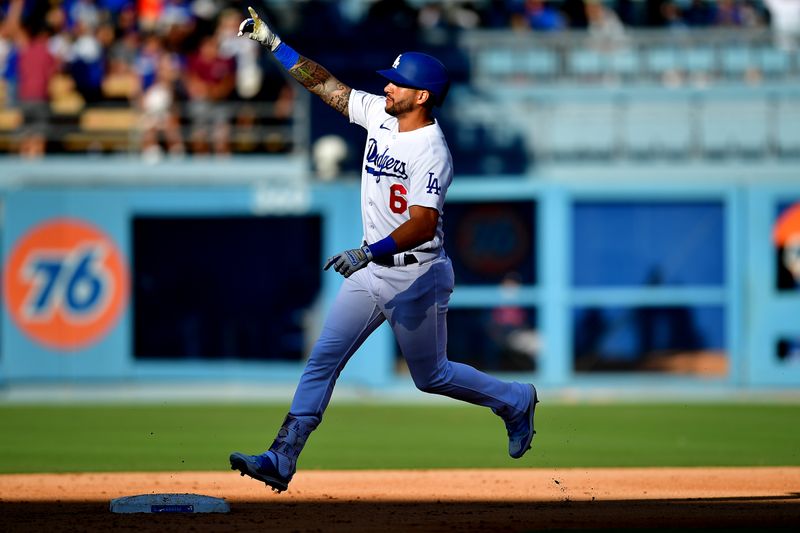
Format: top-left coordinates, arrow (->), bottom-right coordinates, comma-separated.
365,138 -> 409,182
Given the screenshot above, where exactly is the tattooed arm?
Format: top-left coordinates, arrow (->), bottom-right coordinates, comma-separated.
289,56 -> 351,117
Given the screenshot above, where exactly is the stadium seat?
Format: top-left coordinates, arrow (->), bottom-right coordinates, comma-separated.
623,98 -> 693,158
520,49 -> 559,79
546,100 -> 618,158
49,74 -> 85,115
568,48 -> 604,78
646,47 -> 681,79
102,72 -> 139,100
0,108 -> 22,130
476,49 -> 516,78
0,108 -> 23,151
700,98 -> 770,157
79,108 -> 138,131
776,98 -> 800,155
684,47 -> 716,77
720,46 -> 755,78
606,48 -> 640,78
758,47 -> 791,77
63,107 -> 139,152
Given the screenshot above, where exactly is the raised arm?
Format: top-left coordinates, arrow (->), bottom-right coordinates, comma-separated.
238,7 -> 351,117
289,57 -> 351,117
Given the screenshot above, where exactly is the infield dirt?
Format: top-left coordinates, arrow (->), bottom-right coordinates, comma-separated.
2,467 -> 799,531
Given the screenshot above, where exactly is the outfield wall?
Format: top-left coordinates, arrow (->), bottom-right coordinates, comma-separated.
1,158 -> 799,390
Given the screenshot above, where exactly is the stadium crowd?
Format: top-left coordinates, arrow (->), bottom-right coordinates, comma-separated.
0,0 -> 795,159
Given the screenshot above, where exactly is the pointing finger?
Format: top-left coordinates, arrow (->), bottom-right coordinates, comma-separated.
324,256 -> 337,270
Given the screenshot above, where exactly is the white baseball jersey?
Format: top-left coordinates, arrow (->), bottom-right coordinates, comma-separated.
348,89 -> 453,254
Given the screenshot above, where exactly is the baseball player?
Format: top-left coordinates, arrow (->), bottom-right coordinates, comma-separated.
230,7 -> 538,493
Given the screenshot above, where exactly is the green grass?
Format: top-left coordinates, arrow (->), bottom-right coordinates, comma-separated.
0,402 -> 798,473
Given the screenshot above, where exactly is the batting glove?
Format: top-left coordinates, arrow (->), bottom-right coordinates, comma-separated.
324,246 -> 374,278
238,6 -> 282,51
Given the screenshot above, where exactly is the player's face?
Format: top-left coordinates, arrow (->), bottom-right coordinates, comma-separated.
384,83 -> 420,116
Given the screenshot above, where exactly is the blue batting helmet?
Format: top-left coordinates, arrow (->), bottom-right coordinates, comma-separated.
377,52 -> 450,106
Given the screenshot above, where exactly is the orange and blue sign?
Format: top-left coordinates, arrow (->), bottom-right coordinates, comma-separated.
2,218 -> 129,351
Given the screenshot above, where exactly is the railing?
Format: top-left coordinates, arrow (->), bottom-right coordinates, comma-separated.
459,29 -> 800,85
0,80 -> 310,158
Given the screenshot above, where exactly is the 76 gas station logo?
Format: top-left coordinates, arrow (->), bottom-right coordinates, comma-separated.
21,244 -> 113,323
3,219 -> 129,351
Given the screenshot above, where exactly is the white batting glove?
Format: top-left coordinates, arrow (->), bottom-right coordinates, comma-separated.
324,246 -> 374,278
237,6 -> 282,51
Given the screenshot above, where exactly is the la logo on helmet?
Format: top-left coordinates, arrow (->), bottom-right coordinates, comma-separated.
392,55 -> 402,68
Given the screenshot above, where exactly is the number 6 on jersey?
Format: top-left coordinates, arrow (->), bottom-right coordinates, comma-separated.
389,184 -> 408,214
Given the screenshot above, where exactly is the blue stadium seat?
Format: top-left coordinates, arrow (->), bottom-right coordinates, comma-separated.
700,98 -> 769,156
758,47 -> 791,77
646,47 -> 681,77
568,48 -> 604,77
721,46 -> 754,77
623,98 -> 693,157
606,48 -> 640,77
684,47 -> 716,76
477,49 -> 516,78
520,49 -> 559,78
546,100 -> 618,157
776,98 -> 800,155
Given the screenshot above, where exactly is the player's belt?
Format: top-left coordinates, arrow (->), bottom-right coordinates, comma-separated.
373,253 -> 419,267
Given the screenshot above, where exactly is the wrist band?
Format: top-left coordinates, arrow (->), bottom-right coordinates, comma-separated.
367,236 -> 398,258
273,42 -> 299,70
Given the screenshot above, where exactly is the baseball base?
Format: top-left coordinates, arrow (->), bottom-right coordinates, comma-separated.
109,493 -> 230,513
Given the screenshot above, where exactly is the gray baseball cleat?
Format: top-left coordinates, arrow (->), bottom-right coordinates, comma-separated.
229,451 -> 290,493
506,384 -> 539,459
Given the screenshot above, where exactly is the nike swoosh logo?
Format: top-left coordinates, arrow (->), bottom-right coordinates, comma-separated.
380,124 -> 391,131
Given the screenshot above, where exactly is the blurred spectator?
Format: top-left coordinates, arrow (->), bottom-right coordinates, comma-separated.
105,28 -> 140,102
418,1 -> 481,31
480,0 -> 513,28
683,0 -> 717,27
216,7 -> 261,101
562,0 -> 588,28
585,0 -> 627,45
17,26 -> 58,157
69,0 -> 101,30
136,32 -> 164,91
140,52 -> 185,161
516,0 -> 566,32
0,23 -> 16,107
68,18 -> 105,103
764,0 -> 800,50
115,2 -> 139,35
108,28 -> 140,77
160,0 -> 196,55
191,0 -> 225,36
6,0 -> 59,158
660,0 -> 688,30
139,0 -> 164,32
45,4 -> 71,64
715,0 -> 747,26
185,34 -> 235,155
